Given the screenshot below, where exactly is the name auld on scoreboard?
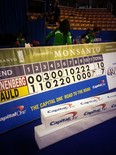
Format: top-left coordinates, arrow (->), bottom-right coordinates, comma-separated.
0,75 -> 28,103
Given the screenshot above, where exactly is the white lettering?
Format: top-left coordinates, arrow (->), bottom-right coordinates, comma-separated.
54,47 -> 101,58
0,70 -> 12,77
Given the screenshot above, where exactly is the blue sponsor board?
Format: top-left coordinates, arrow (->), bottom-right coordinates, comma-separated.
0,75 -> 109,134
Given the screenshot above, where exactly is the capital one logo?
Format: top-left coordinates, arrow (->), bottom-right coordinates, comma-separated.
0,105 -> 26,122
49,111 -> 78,126
84,103 -> 107,116
92,80 -> 106,89
47,103 -> 73,113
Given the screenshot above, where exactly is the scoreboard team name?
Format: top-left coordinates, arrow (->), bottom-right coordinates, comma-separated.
0,77 -> 27,91
0,76 -> 27,102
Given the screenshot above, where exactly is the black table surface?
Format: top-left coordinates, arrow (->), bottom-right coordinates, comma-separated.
0,116 -> 116,155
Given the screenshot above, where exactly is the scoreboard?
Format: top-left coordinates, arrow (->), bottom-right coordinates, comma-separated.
0,42 -> 116,133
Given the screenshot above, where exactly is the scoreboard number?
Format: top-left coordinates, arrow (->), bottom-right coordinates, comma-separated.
25,54 -> 105,94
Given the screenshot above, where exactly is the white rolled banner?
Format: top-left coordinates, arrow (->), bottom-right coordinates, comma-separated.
41,91 -> 116,129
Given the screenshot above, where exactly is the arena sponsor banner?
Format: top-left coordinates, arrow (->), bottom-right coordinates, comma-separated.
0,42 -> 116,133
41,91 -> 116,129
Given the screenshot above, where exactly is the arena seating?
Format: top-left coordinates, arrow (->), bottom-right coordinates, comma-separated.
47,6 -> 116,31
